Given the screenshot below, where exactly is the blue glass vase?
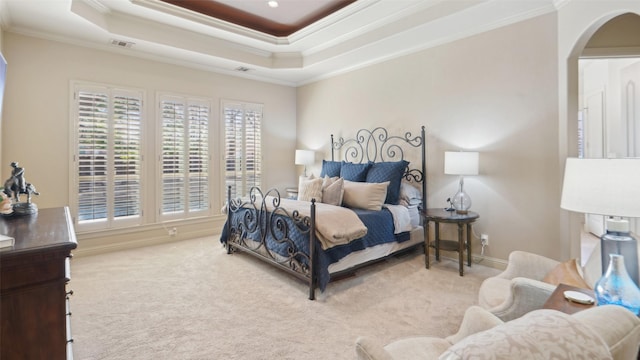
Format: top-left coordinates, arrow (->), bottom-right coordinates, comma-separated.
594,254 -> 640,315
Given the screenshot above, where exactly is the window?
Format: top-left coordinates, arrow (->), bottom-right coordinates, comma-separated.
223,101 -> 262,200
72,84 -> 143,230
159,95 -> 211,219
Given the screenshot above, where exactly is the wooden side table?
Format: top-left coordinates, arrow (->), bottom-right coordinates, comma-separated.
423,208 -> 479,276
543,283 -> 595,314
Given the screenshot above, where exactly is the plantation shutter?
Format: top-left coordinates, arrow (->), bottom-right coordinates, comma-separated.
75,87 -> 142,228
187,102 -> 209,212
161,99 -> 186,214
112,93 -> 142,219
160,95 -> 210,218
77,90 -> 109,222
223,101 -> 262,199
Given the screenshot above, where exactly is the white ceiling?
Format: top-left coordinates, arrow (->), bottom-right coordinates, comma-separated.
0,0 -> 559,86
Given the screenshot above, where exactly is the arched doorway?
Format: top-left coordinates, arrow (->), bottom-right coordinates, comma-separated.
564,11 -> 640,270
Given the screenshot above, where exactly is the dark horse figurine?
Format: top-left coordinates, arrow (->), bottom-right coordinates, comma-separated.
3,162 -> 39,204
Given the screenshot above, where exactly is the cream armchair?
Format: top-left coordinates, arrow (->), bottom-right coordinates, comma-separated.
478,249 -> 604,322
355,305 -> 640,360
477,251 -> 562,321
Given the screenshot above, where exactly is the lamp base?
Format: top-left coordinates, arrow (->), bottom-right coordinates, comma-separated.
601,219 -> 639,287
455,209 -> 468,215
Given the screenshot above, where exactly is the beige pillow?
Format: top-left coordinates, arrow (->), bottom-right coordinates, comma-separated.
321,176 -> 344,206
298,177 -> 323,202
542,258 -> 591,289
342,180 -> 389,211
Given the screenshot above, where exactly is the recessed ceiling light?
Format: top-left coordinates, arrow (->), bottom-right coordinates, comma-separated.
267,1 -> 279,8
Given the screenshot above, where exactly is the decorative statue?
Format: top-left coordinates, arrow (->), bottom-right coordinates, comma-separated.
2,162 -> 39,215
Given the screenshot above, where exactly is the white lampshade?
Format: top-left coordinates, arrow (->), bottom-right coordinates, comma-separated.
560,158 -> 640,218
444,151 -> 479,176
295,150 -> 315,166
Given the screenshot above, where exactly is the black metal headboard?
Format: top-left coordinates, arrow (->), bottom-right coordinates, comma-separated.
330,126 -> 427,209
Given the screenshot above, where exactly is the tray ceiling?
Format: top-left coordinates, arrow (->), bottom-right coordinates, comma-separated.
0,0 -> 558,86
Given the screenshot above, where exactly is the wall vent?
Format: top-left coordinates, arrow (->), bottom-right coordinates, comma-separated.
110,39 -> 135,48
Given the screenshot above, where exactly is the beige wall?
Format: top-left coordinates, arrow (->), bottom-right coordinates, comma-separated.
298,14 -> 560,262
585,13 -> 640,50
1,33 -> 296,254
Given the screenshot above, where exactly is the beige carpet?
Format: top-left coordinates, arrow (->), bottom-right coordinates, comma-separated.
70,236 -> 500,360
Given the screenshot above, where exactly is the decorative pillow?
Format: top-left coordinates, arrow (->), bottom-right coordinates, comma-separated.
440,309 -> 612,360
366,160 -> 409,204
542,259 -> 591,289
340,161 -> 371,182
342,180 -> 389,211
320,160 -> 342,178
298,177 -> 323,202
321,176 -> 344,206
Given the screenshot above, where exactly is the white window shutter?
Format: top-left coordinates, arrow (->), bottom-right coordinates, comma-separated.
223,101 -> 262,199
74,86 -> 143,229
160,95 -> 211,218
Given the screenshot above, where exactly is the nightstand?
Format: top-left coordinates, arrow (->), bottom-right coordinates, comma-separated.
285,187 -> 298,200
423,208 -> 479,276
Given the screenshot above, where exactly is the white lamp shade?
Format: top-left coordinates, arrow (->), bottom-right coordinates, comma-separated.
560,158 -> 640,218
444,151 -> 479,176
295,149 -> 315,166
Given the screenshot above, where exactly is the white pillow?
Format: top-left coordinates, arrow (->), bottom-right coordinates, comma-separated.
407,205 -> 420,227
298,177 -> 323,202
321,176 -> 344,206
342,180 -> 389,211
400,181 -> 422,206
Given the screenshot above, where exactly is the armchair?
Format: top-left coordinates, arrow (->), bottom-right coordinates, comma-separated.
478,250 -> 600,322
477,251 -> 564,321
355,305 -> 640,360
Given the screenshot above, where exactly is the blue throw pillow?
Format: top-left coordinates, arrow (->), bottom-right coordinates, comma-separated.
340,162 -> 371,182
366,160 -> 409,204
320,160 -> 342,178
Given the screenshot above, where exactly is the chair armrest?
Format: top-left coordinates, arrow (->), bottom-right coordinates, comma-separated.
497,251 -> 560,280
355,337 -> 394,360
573,305 -> 640,360
445,306 -> 503,344
487,277 -> 556,321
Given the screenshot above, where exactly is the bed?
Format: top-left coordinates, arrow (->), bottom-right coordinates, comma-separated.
220,126 -> 427,300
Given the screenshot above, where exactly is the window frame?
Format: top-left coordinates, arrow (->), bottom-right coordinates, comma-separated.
157,92 -> 213,221
70,81 -> 146,232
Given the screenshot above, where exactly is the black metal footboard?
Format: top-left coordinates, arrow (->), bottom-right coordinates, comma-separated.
225,186 -> 318,300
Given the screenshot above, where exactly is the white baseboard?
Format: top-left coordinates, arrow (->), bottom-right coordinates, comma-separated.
433,250 -> 507,271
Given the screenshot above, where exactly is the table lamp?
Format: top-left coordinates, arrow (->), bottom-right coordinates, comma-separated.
444,151 -> 479,214
295,149 -> 315,178
560,158 -> 640,287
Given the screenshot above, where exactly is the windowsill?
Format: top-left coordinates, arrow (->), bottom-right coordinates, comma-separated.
73,213 -> 228,257
76,214 -> 225,239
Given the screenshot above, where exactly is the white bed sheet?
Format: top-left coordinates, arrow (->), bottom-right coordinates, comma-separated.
327,226 -> 424,274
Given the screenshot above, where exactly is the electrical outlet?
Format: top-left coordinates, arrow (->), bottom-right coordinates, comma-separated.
481,234 -> 489,246
168,227 -> 177,236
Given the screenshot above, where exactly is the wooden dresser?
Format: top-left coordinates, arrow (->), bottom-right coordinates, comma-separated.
1,207 -> 77,359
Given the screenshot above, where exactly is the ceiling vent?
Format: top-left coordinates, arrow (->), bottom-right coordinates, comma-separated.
110,39 -> 135,48
235,66 -> 251,72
